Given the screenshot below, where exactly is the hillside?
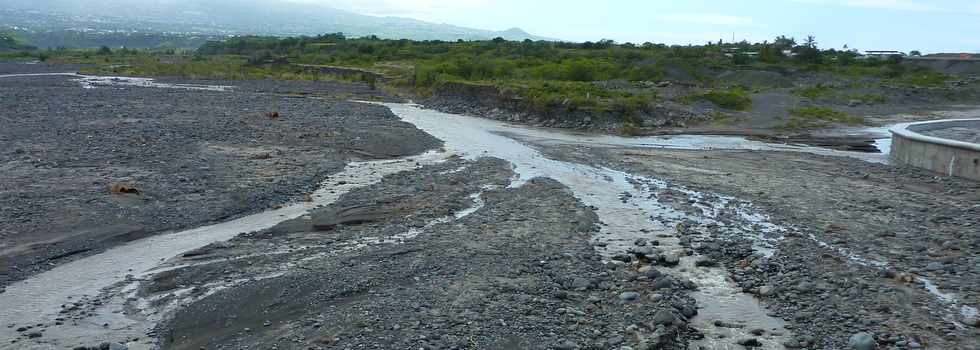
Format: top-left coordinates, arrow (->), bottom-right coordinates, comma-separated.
1,0 -> 552,42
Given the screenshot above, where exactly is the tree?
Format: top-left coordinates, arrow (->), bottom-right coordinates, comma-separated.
804,35 -> 817,48
491,37 -> 506,43
773,35 -> 796,50
794,35 -> 821,63
97,46 -> 112,55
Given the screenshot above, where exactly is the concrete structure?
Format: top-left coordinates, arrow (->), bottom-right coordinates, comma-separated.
890,119 -> 980,181
863,50 -> 906,60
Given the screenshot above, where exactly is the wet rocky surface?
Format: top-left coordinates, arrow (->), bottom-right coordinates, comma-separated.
539,144 -> 980,349
0,67 -> 439,286
149,158 -> 697,350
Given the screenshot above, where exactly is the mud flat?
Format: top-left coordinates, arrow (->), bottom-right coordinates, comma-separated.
0,66 -> 439,286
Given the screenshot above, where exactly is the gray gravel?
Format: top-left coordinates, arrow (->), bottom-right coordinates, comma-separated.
142,158 -> 698,350
921,127 -> 980,144
0,63 -> 440,286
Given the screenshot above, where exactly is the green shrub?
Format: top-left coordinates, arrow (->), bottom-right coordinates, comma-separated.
792,84 -> 833,99
780,106 -> 865,129
682,88 -> 753,111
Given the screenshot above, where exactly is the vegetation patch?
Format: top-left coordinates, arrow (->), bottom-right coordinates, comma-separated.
780,106 -> 865,129
681,88 -> 753,111
792,84 -> 889,105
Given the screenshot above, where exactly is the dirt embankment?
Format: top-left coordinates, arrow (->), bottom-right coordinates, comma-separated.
419,69 -> 980,142
421,81 -> 713,131
0,63 -> 440,287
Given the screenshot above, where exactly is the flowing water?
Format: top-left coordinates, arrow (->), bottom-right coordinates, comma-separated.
0,152 -> 448,349
380,103 -> 793,349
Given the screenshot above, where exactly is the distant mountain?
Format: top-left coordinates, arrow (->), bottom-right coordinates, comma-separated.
1,0 -> 554,42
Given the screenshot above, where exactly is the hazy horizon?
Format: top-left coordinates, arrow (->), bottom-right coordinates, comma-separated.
288,0 -> 980,53
8,0 -> 980,53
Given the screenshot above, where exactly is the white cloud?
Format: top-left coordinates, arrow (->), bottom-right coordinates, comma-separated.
654,13 -> 756,26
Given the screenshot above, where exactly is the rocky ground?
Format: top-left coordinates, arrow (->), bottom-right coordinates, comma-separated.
0,62 -> 439,286
55,157 -> 698,350
533,142 -> 980,349
3,61 -> 980,350
921,127 -> 980,144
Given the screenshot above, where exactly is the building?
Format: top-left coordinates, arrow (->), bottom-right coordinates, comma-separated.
863,51 -> 907,60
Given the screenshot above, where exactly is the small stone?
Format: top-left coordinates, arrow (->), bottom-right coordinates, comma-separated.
963,315 -> 980,328
651,276 -> 674,291
619,292 -> 640,302
695,257 -> 717,267
26,331 -> 42,338
612,254 -> 633,263
848,332 -> 876,350
653,310 -> 677,326
782,340 -> 802,348
107,343 -> 128,350
571,278 -> 592,290
926,262 -> 944,272
758,285 -> 775,296
661,254 -> 679,267
737,338 -> 762,347
644,269 -> 662,280
554,340 -> 578,350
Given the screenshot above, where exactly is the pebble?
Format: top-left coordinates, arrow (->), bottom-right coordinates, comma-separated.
618,292 -> 640,302
554,340 -> 578,350
652,310 -> 676,326
758,285 -> 775,296
848,332 -> 876,350
736,338 -> 762,347
694,256 -> 717,267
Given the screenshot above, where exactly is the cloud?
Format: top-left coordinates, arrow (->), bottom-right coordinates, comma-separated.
654,13 -> 756,26
791,0 -> 948,12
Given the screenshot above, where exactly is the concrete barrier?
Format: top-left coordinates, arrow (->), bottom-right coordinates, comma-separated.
890,119 -> 980,181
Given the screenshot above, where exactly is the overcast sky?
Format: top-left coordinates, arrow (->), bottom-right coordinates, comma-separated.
288,0 -> 980,53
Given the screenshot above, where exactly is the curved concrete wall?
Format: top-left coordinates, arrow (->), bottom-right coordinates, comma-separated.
890,119 -> 980,181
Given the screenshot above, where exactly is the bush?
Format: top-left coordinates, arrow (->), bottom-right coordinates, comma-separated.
683,88 -> 753,111
781,106 -> 865,129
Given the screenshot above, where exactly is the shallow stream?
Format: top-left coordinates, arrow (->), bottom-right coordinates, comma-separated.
2,74 -> 971,349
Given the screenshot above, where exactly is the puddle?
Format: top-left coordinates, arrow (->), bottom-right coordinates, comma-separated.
0,151 -> 447,349
0,72 -> 82,78
380,103 -> 793,349
74,76 -> 234,92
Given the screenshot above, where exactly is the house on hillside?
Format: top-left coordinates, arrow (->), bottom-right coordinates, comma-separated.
862,50 -> 906,60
